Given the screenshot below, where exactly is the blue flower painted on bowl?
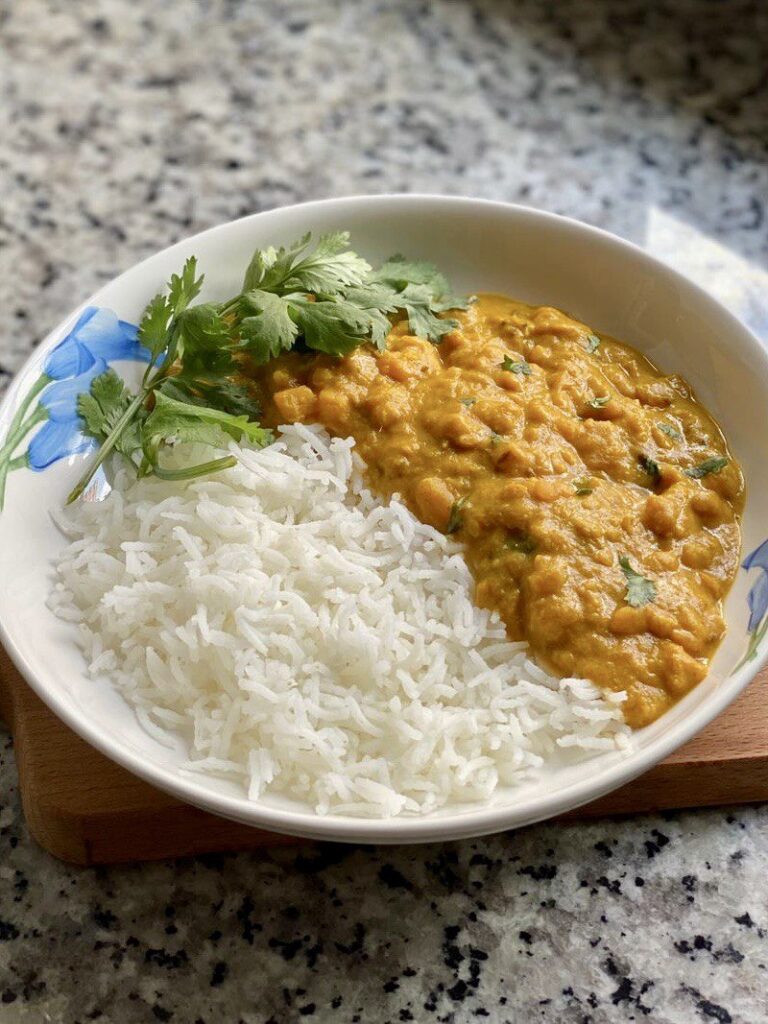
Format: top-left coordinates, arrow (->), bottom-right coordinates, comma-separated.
743,540 -> 768,629
735,539 -> 768,671
28,359 -> 109,469
44,307 -> 147,380
0,306 -> 147,510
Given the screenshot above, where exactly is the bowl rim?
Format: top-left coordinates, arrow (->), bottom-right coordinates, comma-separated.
2,192 -> 767,843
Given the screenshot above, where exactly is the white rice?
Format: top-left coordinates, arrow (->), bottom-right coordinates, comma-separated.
49,424 -> 630,817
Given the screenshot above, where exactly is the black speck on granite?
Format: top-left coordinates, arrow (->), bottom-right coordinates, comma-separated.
1,0 -> 768,1021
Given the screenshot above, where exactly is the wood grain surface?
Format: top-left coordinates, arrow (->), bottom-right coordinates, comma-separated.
1,647 -> 766,865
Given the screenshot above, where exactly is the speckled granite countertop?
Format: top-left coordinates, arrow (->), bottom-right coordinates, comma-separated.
1,1 -> 767,1021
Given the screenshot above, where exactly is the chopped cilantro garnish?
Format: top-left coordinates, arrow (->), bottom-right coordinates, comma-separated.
619,556 -> 656,608
501,357 -> 532,375
685,457 -> 728,479
446,496 -> 468,535
638,454 -> 660,480
659,422 -> 682,441
586,334 -> 601,353
505,531 -> 536,554
573,478 -> 594,496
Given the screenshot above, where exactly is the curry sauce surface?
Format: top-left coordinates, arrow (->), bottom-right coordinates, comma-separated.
251,295 -> 744,728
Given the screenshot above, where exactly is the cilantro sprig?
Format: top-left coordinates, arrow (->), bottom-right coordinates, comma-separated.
68,255 -> 271,503
67,232 -> 468,503
225,236 -> 469,358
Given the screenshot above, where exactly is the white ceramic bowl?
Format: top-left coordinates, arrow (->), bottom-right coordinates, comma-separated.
2,195 -> 767,844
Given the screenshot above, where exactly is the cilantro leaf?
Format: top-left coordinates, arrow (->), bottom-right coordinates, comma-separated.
398,283 -> 457,343
446,495 -> 468,535
167,256 -> 204,316
241,243 -> 280,294
431,294 -> 472,313
138,293 -> 172,364
505,531 -> 536,553
586,334 -> 601,353
159,376 -> 261,420
659,422 -> 682,441
638,453 -> 660,480
78,369 -> 143,460
501,357 -> 532,375
291,297 -> 372,356
460,397 -> 477,407
176,303 -> 234,375
141,392 -> 271,469
619,556 -> 657,608
573,478 -> 594,495
371,255 -> 468,311
344,283 -> 400,350
283,231 -> 371,294
144,410 -> 230,457
242,232 -> 371,297
685,457 -> 728,479
361,308 -> 394,350
238,290 -> 299,363
344,282 -> 400,313
589,395 -> 610,409
243,233 -> 309,294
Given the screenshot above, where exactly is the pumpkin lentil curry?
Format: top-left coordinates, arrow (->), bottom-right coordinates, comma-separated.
251,295 -> 743,728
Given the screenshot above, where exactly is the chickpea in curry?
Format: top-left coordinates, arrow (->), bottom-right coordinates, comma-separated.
249,294 -> 744,728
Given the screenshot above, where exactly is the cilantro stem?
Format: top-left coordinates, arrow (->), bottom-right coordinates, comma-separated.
65,387 -> 150,504
160,322 -> 183,379
150,455 -> 237,481
142,322 -> 180,388
219,296 -> 241,318
142,356 -> 158,389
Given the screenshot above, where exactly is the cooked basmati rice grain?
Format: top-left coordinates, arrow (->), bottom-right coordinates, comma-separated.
49,425 -> 631,817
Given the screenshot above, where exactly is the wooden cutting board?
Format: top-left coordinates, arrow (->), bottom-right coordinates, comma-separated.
1,647 -> 767,865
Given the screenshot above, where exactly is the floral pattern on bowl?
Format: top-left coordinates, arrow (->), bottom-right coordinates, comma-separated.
0,306 -> 147,510
735,539 -> 768,671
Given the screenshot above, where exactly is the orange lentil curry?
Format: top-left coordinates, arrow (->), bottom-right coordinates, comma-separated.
249,295 -> 744,728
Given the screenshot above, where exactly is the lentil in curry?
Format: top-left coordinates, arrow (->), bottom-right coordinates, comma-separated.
251,295 -> 743,728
